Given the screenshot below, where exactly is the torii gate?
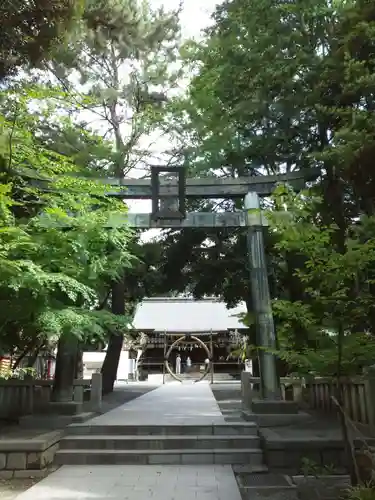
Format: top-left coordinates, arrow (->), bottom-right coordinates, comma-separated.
103,167 -> 319,400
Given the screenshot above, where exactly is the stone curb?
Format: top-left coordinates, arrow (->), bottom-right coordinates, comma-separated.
0,466 -> 59,479
0,431 -> 63,452
0,432 -> 63,472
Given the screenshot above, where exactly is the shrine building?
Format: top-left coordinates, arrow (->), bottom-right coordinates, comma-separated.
132,296 -> 248,379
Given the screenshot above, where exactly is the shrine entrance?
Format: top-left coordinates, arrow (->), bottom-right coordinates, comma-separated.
163,332 -> 213,383
40,157 -> 316,399
107,166 -> 316,399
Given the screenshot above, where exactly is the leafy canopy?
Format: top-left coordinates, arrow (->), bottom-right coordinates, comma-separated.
0,83 -> 135,355
0,0 -> 83,80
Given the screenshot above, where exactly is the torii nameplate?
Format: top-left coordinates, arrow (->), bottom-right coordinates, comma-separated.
106,211 -> 268,228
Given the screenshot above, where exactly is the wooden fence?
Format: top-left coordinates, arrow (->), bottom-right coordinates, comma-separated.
243,374 -> 375,427
306,376 -> 372,426
0,377 -> 100,419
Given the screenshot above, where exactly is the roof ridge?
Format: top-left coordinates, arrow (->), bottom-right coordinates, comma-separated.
141,297 -> 221,303
132,299 -> 247,331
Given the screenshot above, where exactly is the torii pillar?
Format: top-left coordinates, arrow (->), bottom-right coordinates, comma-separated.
244,192 -> 281,400
244,192 -> 300,420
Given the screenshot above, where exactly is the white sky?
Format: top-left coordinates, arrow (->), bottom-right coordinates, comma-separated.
130,0 -> 220,240
152,0 -> 218,38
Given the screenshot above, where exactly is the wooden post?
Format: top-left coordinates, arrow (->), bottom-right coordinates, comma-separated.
73,384 -> 84,403
291,379 -> 304,405
364,365 -> 375,430
27,380 -> 34,414
163,331 -> 167,385
90,373 -> 102,413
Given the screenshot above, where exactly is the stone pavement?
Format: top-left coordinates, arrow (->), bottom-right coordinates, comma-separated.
86,381 -> 226,426
12,382 -> 243,499
15,464 -> 241,500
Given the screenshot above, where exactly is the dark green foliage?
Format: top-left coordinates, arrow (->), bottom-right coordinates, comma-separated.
0,0 -> 82,80
0,84 -> 135,361
156,0 -> 375,376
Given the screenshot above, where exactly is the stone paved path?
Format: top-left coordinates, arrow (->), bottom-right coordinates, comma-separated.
16,464 -> 240,499
13,382 -> 242,500
87,381 -> 226,426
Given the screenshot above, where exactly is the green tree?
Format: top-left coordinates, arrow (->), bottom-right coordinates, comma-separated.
0,0 -> 83,81
0,84 -> 135,399
267,186 -> 375,377
156,0 -> 375,367
41,0 -> 182,393
49,0 -> 181,177
153,0 -> 333,323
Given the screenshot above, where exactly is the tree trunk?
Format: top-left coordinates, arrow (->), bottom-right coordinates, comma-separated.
27,341 -> 45,367
51,334 -> 79,402
25,343 -> 44,379
12,341 -> 35,370
101,276 -> 125,395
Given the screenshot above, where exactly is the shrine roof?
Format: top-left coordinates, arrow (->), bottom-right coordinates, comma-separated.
132,297 -> 247,332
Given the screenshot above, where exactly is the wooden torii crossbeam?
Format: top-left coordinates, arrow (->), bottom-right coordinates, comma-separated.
102,168 -> 318,229
100,169 -> 318,199
28,168 -> 318,229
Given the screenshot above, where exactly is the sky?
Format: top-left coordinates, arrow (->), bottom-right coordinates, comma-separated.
129,0 -> 220,239
151,0 -> 219,38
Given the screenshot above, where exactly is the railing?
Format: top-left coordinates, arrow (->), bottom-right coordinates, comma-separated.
0,375 -> 102,419
242,375 -> 304,402
241,374 -> 373,426
307,376 -> 371,425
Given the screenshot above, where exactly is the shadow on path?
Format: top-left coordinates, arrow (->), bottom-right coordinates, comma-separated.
99,382 -> 160,414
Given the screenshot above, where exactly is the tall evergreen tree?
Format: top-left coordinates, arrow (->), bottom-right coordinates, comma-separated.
0,0 -> 83,80
157,0 -> 375,361
43,0 -> 181,392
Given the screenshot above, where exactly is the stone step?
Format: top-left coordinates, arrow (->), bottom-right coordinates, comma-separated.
218,400 -> 242,408
237,472 -> 294,488
55,447 -> 264,465
224,416 -> 244,422
240,486 -> 298,500
236,472 -> 298,500
66,422 -> 259,436
19,412 -> 96,429
59,434 -> 260,450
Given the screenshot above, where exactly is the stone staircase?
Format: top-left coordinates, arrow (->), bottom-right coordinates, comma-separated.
55,422 -> 266,467
211,382 -> 244,422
